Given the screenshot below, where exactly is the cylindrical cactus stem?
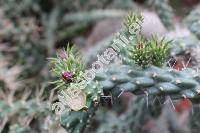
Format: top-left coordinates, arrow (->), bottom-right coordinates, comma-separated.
95,63 -> 200,103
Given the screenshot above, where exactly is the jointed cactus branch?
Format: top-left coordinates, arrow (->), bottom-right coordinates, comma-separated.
95,63 -> 200,102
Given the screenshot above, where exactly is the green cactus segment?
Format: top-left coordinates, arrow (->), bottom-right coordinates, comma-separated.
83,81 -> 103,104
147,0 -> 174,29
184,7 -> 200,39
95,63 -> 200,102
60,106 -> 96,133
56,80 -> 103,132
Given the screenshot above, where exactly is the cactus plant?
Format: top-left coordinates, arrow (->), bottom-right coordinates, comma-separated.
48,12 -> 200,132
2,0 -> 200,132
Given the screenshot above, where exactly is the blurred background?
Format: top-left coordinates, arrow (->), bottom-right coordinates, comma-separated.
0,0 -> 200,133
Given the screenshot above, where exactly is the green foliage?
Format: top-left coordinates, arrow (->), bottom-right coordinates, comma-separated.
128,35 -> 171,68
49,46 -> 84,89
123,12 -> 143,32
128,35 -> 152,68
150,36 -> 172,66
